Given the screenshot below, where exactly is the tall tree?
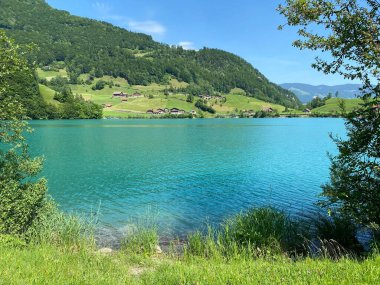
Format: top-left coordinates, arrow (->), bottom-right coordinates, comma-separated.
0,31 -> 47,235
279,1 -> 380,231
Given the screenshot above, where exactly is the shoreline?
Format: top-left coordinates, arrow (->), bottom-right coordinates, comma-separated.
64,115 -> 345,120
24,116 -> 346,122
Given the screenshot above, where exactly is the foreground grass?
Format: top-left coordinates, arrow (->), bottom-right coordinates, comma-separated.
147,256 -> 380,285
1,207 -> 379,284
0,246 -> 135,284
1,245 -> 379,284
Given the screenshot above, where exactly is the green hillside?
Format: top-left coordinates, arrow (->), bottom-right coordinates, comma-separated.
312,98 -> 364,115
0,0 -> 301,111
37,68 -> 286,118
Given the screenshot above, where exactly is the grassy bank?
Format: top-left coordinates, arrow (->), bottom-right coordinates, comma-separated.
1,207 -> 379,284
1,245 -> 379,284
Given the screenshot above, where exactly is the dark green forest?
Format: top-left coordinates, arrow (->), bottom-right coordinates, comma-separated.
0,31 -> 102,119
5,69 -> 102,119
0,0 -> 301,111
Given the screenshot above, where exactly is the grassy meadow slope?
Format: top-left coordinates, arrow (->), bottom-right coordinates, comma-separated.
312,98 -> 364,115
37,68 -> 287,118
38,84 -> 59,106
37,67 -> 365,118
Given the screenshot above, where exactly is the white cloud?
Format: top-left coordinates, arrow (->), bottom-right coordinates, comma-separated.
91,2 -> 166,37
127,20 -> 166,36
178,41 -> 196,50
92,2 -> 112,14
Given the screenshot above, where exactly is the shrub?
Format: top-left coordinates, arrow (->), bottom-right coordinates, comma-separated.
186,94 -> 194,103
26,202 -> 95,250
185,208 -> 307,259
0,234 -> 26,249
0,33 -> 49,235
49,75 -> 69,89
121,226 -> 159,255
314,214 -> 363,255
224,208 -> 305,254
92,80 -> 107,90
195,100 -> 215,114
53,86 -> 73,103
186,228 -> 223,258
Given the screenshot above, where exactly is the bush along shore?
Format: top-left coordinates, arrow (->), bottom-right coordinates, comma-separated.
1,206 -> 379,285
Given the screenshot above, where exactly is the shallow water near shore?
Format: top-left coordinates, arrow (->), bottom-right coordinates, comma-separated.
28,118 -> 345,243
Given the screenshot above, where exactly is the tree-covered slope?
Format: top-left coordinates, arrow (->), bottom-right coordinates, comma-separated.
0,0 -> 301,108
0,30 -> 102,120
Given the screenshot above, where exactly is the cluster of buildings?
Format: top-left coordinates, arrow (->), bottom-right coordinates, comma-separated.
146,108 -> 196,115
112,92 -> 143,99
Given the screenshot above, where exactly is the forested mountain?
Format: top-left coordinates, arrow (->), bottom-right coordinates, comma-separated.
280,83 -> 361,103
0,0 -> 301,109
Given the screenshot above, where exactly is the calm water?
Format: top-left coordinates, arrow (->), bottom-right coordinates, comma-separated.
29,118 -> 345,239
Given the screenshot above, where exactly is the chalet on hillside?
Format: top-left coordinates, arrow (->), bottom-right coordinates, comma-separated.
199,95 -> 212,100
146,108 -> 166,115
170,108 -> 185,115
242,110 -> 255,115
131,93 -> 143,98
303,108 -> 311,114
113,92 -> 126,97
262,107 -> 274,112
146,108 -> 186,115
102,104 -> 113,108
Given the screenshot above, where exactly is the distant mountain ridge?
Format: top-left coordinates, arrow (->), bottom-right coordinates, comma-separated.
280,83 -> 361,103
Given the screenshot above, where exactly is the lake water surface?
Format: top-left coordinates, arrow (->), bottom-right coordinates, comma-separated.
29,118 -> 345,239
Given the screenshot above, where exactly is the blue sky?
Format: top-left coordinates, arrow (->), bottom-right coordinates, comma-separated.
46,0 -> 358,85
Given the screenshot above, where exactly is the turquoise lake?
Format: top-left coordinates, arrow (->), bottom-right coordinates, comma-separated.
29,118 -> 345,241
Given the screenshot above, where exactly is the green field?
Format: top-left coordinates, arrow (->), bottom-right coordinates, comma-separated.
36,68 -> 68,81
312,98 -> 364,115
39,84 -> 57,104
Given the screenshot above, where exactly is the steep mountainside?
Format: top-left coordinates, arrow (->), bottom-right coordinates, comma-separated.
0,0 -> 301,108
280,83 -> 361,103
